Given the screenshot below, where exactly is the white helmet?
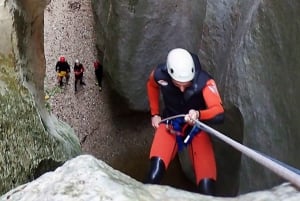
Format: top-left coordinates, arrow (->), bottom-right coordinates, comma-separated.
75,59 -> 79,64
166,48 -> 195,82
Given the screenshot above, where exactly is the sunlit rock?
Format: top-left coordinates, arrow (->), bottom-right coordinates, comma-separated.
1,155 -> 299,201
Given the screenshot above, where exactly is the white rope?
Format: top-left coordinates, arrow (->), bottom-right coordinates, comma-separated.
194,119 -> 300,189
160,115 -> 300,189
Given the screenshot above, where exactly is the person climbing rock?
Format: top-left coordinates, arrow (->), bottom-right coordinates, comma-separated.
74,59 -> 86,92
55,56 -> 70,87
145,48 -> 225,195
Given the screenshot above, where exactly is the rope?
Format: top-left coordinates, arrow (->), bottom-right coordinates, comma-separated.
160,114 -> 186,123
160,114 -> 300,189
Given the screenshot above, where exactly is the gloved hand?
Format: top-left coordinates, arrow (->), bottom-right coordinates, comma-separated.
151,115 -> 161,129
184,109 -> 200,125
171,117 -> 185,132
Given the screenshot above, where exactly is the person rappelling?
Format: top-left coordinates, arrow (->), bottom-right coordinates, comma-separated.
145,48 -> 225,195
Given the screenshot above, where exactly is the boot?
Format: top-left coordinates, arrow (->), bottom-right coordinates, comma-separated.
80,79 -> 86,85
59,79 -> 63,87
144,157 -> 166,184
197,178 -> 216,196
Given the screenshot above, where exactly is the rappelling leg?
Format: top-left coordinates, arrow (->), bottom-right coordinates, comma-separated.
197,178 -> 216,195
144,157 -> 166,184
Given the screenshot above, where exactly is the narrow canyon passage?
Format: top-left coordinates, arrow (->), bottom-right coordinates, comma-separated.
43,0 -> 196,193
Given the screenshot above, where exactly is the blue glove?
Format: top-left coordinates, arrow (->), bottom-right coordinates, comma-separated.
171,117 -> 185,132
168,117 -> 186,151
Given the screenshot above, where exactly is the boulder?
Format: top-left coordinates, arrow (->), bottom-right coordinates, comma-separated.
1,155 -> 299,201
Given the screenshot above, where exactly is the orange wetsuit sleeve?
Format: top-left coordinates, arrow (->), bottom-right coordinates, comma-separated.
199,79 -> 224,120
147,70 -> 160,116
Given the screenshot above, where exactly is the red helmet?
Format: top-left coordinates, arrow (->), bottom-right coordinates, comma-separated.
60,56 -> 65,62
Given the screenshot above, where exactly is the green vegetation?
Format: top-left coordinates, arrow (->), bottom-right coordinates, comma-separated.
44,86 -> 63,112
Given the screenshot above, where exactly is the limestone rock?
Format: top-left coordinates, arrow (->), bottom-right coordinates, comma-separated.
92,0 -> 206,111
0,0 -> 81,195
1,0 -> 300,197
1,155 -> 299,201
92,0 -> 300,193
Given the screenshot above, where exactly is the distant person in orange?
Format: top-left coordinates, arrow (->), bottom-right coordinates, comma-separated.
55,56 -> 70,87
94,60 -> 103,91
74,59 -> 86,92
145,48 -> 224,195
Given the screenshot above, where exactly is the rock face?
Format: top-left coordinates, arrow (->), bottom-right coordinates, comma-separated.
202,0 -> 300,192
0,0 -> 81,195
1,155 -> 299,201
92,0 -> 300,193
91,0 -> 206,111
1,0 -> 300,197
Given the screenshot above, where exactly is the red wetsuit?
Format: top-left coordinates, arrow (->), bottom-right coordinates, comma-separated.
146,55 -> 224,184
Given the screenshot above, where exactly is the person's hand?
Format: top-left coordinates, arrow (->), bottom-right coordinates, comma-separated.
184,109 -> 200,125
151,115 -> 161,129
